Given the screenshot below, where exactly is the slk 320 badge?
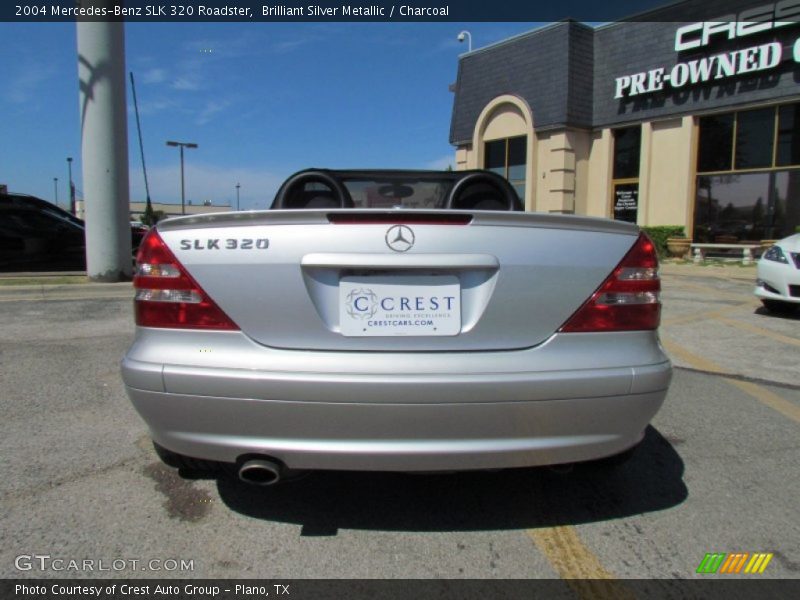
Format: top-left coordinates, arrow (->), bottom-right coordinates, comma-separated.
180,238 -> 270,250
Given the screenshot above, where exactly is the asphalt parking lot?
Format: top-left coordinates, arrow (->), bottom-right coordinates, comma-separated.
1,264 -> 798,586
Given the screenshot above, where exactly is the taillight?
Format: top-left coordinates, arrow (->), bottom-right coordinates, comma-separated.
559,232 -> 660,332
133,229 -> 239,330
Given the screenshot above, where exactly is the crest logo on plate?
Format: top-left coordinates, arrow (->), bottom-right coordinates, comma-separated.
385,224 -> 415,252
345,288 -> 378,319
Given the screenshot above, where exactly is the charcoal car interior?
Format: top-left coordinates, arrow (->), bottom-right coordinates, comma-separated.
272,170 -> 355,209
270,169 -> 522,211
446,172 -> 522,211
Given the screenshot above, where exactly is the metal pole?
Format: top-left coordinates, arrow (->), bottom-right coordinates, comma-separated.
67,157 -> 74,214
458,30 -> 472,52
166,140 -> 197,215
54,178 -> 58,206
236,183 -> 240,211
180,145 -> 185,215
77,16 -> 132,281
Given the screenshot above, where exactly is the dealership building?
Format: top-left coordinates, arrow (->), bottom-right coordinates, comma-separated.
450,0 -> 800,242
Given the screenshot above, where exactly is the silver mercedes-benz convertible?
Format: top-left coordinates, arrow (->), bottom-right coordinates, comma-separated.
122,168 -> 672,484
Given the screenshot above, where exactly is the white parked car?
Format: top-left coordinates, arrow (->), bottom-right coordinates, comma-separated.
755,234 -> 800,313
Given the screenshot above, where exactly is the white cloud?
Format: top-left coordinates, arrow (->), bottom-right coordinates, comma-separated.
3,63 -> 56,105
129,97 -> 178,117
271,33 -> 322,54
195,99 -> 231,125
141,68 -> 167,84
172,76 -> 202,91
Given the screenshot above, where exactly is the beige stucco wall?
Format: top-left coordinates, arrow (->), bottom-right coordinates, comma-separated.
482,104 -> 527,141
456,93 -> 593,213
455,97 -> 697,229
456,94 -> 537,210
638,116 -> 696,230
535,128 -> 591,214
585,117 -> 696,228
586,128 -> 614,218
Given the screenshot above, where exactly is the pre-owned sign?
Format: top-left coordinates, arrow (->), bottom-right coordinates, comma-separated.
614,41 -> 785,98
614,1 -> 800,99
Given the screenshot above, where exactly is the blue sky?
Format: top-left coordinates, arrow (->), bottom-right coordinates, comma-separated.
0,21 -> 547,211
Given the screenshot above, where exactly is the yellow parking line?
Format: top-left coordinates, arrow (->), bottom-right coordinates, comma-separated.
527,527 -> 635,599
662,339 -> 800,425
661,278 -> 755,303
711,315 -> 800,348
661,301 -> 757,326
728,379 -> 800,425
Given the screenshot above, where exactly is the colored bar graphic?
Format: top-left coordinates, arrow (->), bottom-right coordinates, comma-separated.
744,553 -> 774,574
698,552 -> 774,574
719,553 -> 749,574
697,553 -> 726,574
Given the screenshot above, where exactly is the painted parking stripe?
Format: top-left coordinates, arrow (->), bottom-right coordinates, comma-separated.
660,301 -> 756,327
662,339 -> 800,425
711,315 -> 800,348
661,279 -> 758,304
527,526 -> 635,599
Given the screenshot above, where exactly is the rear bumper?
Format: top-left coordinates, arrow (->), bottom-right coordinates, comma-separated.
122,330 -> 671,471
125,387 -> 667,471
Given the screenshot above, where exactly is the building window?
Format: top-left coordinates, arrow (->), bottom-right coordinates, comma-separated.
777,104 -> 800,167
613,126 -> 641,180
612,126 -> 641,223
697,114 -> 734,172
484,136 -> 526,200
735,108 -> 774,170
694,103 -> 800,242
697,103 -> 800,174
694,170 -> 800,243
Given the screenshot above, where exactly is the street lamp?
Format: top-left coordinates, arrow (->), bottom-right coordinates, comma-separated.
54,177 -> 58,206
457,30 -> 472,52
166,140 -> 198,215
235,182 -> 240,211
66,157 -> 74,215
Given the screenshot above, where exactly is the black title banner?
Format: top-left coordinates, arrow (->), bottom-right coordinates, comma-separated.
4,0 -> 724,23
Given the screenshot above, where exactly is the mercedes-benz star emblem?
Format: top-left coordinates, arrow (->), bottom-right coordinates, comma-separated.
385,224 -> 415,252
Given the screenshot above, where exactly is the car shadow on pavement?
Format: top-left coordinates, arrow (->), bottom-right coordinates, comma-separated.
208,426 -> 686,534
754,306 -> 800,320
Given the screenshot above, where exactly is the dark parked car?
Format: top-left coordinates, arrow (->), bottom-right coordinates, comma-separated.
0,192 -> 146,272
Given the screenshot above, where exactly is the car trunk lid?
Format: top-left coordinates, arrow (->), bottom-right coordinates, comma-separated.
151,210 -> 641,351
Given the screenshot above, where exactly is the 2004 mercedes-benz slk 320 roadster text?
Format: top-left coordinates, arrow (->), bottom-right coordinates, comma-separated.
122,169 -> 672,484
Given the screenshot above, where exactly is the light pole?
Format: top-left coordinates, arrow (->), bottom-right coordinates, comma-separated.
66,156 -> 74,215
235,182 -> 240,211
54,177 -> 58,206
166,140 -> 198,215
457,30 -> 472,52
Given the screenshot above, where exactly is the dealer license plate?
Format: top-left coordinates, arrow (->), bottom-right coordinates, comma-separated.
339,275 -> 461,337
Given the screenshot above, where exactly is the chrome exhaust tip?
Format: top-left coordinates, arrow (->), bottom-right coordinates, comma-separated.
238,458 -> 282,486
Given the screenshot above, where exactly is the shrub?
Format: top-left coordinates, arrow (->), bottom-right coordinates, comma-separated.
641,225 -> 686,258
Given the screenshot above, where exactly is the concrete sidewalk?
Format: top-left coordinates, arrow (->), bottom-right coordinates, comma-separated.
0,279 -> 132,301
